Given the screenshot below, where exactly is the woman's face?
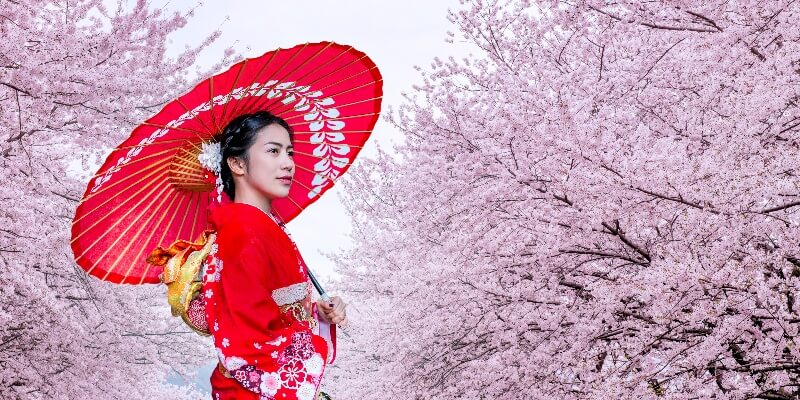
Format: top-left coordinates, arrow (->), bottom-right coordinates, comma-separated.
235,123 -> 294,200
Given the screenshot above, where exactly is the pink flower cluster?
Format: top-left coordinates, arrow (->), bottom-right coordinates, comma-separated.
326,1 -> 800,399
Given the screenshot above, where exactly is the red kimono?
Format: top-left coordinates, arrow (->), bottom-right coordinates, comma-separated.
203,203 -> 336,400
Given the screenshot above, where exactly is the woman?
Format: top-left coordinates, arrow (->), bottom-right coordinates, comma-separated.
202,111 -> 347,400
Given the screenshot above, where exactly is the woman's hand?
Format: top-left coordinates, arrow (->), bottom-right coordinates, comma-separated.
317,296 -> 347,325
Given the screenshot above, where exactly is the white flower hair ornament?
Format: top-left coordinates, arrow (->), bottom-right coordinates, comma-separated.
198,141 -> 225,203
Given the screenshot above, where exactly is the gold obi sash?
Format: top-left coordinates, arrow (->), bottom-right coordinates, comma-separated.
147,230 -> 216,336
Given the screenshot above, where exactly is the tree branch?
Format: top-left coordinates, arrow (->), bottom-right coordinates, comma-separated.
50,190 -> 79,202
684,10 -> 723,32
636,186 -> 720,214
762,201 -> 800,213
601,220 -> 652,263
558,247 -> 649,266
589,6 -> 719,33
0,81 -> 31,96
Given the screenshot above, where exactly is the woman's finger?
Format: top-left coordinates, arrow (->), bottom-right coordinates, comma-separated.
329,296 -> 345,309
317,300 -> 333,312
329,310 -> 347,322
333,300 -> 346,313
319,298 -> 347,324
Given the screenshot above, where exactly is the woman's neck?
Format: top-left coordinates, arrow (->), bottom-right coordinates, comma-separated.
233,198 -> 283,227
233,190 -> 272,215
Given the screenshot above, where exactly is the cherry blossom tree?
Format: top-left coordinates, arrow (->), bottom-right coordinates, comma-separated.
0,1 -> 232,398
328,1 -> 800,398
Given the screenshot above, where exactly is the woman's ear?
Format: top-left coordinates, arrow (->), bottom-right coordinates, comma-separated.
227,156 -> 246,176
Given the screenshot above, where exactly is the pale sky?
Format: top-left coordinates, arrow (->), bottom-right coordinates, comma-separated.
154,0 -> 468,393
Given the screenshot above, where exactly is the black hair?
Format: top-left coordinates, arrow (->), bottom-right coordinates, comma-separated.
217,111 -> 294,201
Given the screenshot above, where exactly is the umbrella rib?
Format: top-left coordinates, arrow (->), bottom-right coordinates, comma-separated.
173,185 -> 214,191
257,63 -> 380,115
310,111 -> 381,122
175,190 -> 198,247
269,42 -> 335,86
334,94 -> 384,109
244,43 -> 338,114
79,174 -> 171,269
137,264 -> 153,285
305,94 -> 384,114
266,45 -> 365,96
224,49 -> 281,119
291,130 -> 374,135
89,182 -> 172,279
291,150 -> 359,167
234,45 -> 301,115
175,98 -> 217,137
169,171 -> 209,183
277,94 -> 384,124
73,169 -> 169,246
170,166 -> 204,177
286,111 -> 383,128
272,207 -> 285,224
246,42 -> 337,116
168,162 -> 207,178
252,74 -> 381,120
83,145 -> 185,183
288,176 -> 319,195
285,194 -> 305,213
209,76 -> 220,134
265,92 -> 383,123
112,137 -> 204,152
292,139 -> 366,149
287,45 -> 356,86
188,190 -> 204,242
140,122 -> 209,141
313,66 -> 382,95
74,163 -> 170,225
264,42 -> 312,86
315,76 -> 383,107
102,185 -> 178,281
138,187 -> 194,284
171,154 -> 204,167
218,58 -> 249,125
242,44 -> 352,114
119,190 -> 181,284
169,168 -> 206,179
293,163 -> 327,177
179,46 -> 378,138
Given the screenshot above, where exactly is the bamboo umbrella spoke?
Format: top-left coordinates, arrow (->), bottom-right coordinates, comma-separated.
81,177 -> 172,272
102,188 -> 180,280
119,191 -> 182,284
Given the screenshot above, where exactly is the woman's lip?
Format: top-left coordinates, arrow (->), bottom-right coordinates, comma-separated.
278,177 -> 292,184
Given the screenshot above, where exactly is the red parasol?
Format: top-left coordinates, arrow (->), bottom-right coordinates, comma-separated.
71,42 -> 382,284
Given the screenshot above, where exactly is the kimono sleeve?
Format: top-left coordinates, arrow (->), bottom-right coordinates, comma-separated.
204,228 -> 329,400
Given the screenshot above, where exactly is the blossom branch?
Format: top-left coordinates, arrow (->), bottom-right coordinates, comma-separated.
588,6 -> 720,33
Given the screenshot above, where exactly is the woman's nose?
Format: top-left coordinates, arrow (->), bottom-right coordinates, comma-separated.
282,155 -> 294,171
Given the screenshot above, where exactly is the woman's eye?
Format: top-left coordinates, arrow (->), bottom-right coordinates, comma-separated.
268,148 -> 279,154
288,151 -> 294,157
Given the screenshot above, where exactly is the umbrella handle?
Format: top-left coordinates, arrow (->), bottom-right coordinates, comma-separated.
307,268 -> 351,336
307,268 -> 331,302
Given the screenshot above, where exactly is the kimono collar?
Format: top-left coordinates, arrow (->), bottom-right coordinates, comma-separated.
208,202 -> 282,232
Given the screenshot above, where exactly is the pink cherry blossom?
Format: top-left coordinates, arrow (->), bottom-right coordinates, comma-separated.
0,0 -> 234,398
326,1 -> 800,399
